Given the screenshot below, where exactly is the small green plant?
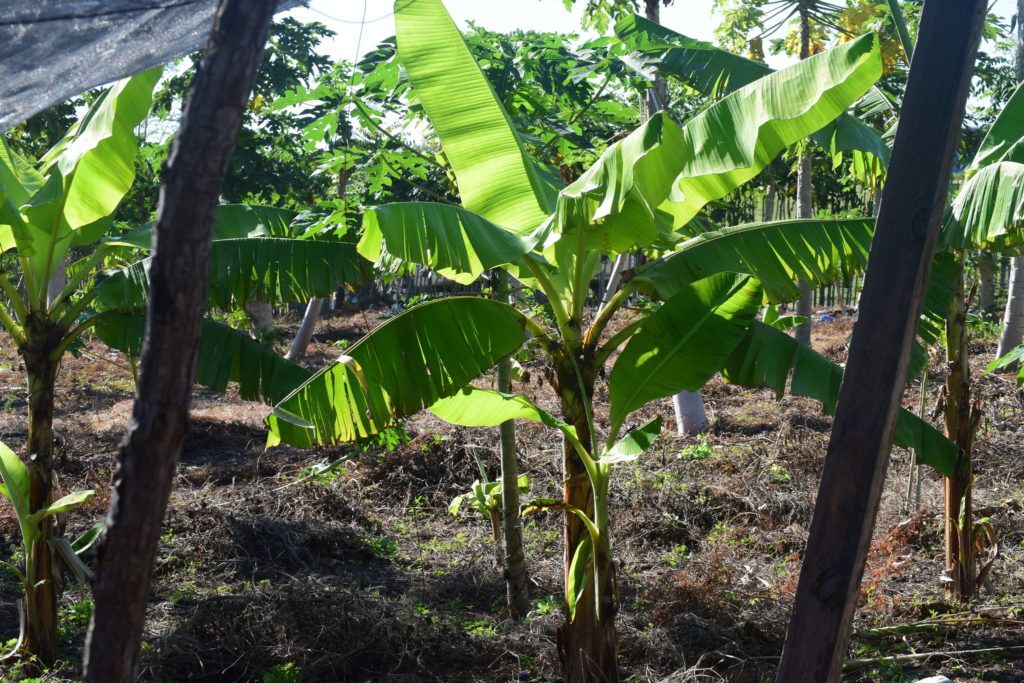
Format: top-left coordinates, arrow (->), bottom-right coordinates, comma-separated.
768,462 -> 791,483
449,457 -> 529,567
679,435 -> 714,461
364,533 -> 399,560
263,662 -> 302,683
296,459 -> 349,485
664,544 -> 690,568
460,617 -> 497,637
530,595 -> 562,618
0,440 -> 96,656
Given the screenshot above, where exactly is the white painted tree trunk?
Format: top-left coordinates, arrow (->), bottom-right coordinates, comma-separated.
997,6 -> 1024,362
673,390 -> 708,436
286,297 -> 323,361
997,257 -> 1024,359
979,251 -> 996,314
245,300 -> 274,336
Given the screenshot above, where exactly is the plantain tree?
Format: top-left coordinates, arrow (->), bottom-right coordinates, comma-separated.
264,1 -> 959,680
939,79 -> 1024,599
0,75 -> 368,662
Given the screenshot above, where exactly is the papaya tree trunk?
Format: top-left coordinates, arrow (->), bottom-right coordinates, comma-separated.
998,4 -> 1024,363
943,274 -> 981,600
672,390 -> 708,436
285,297 -> 323,361
997,257 -> 1024,362
794,11 -> 814,347
23,320 -> 59,664
555,353 -> 616,683
497,272 -> 529,618
83,2 -> 276,680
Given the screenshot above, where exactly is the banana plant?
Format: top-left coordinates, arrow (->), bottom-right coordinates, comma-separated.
0,74 -> 371,662
936,79 -> 1024,600
265,2 -> 957,680
0,441 -> 94,661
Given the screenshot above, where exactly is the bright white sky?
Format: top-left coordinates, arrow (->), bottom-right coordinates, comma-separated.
288,0 -> 1019,68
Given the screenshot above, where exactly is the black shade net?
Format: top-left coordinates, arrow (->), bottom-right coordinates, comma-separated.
0,0 -> 299,132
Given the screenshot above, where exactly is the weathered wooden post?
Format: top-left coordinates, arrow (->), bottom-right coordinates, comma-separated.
775,1 -> 987,681
83,1 -> 277,680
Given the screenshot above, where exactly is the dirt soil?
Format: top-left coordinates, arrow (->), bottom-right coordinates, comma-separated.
0,307 -> 1022,682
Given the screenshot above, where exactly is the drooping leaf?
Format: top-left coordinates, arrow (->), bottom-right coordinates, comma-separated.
600,417 -> 662,466
359,202 -> 539,285
942,162 -> 1024,252
721,320 -> 959,476
556,34 -> 883,251
117,204 -> 300,250
609,274 -> 762,432
970,81 -> 1024,170
94,313 -> 312,405
395,0 -> 556,231
615,15 -> 889,167
641,218 -> 873,303
267,298 -> 530,447
987,344 -> 1024,386
96,238 -> 369,311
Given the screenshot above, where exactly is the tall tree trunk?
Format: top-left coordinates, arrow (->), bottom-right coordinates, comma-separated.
943,273 -> 981,600
23,317 -> 59,664
497,272 -> 529,618
83,2 -> 277,680
997,0 -> 1024,361
555,354 -> 615,683
285,297 -> 323,361
997,257 -> 1024,360
794,11 -> 814,347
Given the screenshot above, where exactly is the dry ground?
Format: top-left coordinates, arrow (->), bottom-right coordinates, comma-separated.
0,306 -> 1021,682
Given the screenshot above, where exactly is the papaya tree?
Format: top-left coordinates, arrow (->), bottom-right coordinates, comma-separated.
263,2 -> 959,680
0,75 -> 368,662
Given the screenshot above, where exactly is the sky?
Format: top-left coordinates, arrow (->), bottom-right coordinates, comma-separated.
288,0 -> 1020,68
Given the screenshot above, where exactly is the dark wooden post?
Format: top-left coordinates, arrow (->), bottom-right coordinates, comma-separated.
82,1 -> 276,681
775,2 -> 986,681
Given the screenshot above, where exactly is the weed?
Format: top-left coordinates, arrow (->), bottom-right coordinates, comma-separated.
679,435 -> 714,461
263,662 -> 302,683
664,544 -> 690,568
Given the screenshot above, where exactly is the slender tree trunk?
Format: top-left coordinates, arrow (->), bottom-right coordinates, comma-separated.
996,0 -> 1024,361
943,274 -> 981,600
285,297 -> 323,361
83,2 -> 276,680
763,185 -> 776,222
23,319 -> 59,664
555,354 -> 616,683
497,272 -> 529,618
245,299 -> 274,336
794,12 -> 814,347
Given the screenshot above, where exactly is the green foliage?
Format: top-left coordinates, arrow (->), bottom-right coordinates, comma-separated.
679,435 -> 714,461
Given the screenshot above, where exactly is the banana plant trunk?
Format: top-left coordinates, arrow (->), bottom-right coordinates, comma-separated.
943,275 -> 981,600
555,351 -> 617,683
23,318 -> 60,663
245,299 -> 275,337
794,11 -> 814,347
